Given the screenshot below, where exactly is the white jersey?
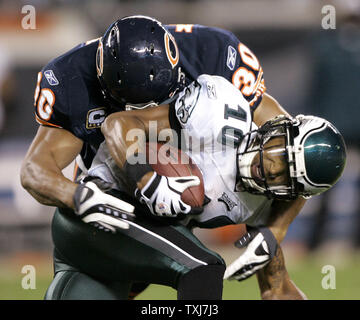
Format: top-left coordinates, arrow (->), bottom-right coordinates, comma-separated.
88,74 -> 273,228
172,74 -> 273,228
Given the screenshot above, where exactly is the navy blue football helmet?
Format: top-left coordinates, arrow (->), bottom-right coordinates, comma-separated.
96,15 -> 184,109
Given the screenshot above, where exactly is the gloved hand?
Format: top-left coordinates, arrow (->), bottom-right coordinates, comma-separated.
224,226 -> 278,281
135,172 -> 203,217
73,181 -> 135,233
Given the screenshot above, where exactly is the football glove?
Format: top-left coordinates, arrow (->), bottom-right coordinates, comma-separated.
135,172 -> 202,217
224,226 -> 278,281
73,181 -> 135,233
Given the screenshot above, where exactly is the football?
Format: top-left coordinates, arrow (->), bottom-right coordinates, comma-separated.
146,142 -> 204,207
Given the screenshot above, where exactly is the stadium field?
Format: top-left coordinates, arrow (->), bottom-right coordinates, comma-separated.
137,250 -> 360,300
0,246 -> 359,300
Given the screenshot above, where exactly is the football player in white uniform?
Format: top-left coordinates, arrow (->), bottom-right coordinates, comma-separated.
21,15 -> 318,300
65,74 -> 345,299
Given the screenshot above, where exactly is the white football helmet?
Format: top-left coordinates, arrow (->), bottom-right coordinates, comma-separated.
236,114 -> 347,200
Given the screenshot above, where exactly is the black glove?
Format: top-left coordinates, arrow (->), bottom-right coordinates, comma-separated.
73,181 -> 135,233
224,226 -> 278,281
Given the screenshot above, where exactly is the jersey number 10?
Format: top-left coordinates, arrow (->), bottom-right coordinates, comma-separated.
218,103 -> 247,148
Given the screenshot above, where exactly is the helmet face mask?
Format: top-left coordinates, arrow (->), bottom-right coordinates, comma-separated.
96,15 -> 184,109
236,115 -> 347,200
237,116 -> 298,200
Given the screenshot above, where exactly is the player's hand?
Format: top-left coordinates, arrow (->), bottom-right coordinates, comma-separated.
224,226 -> 278,281
135,172 -> 202,217
73,181 -> 135,233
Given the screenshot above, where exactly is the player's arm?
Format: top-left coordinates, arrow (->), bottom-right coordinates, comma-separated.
255,198 -> 307,300
20,126 -> 83,209
253,92 -> 290,127
102,106 -> 170,174
224,226 -> 307,299
21,125 -> 134,230
102,105 -> 201,217
256,246 -> 307,300
23,68 -> 134,232
101,105 -> 171,189
24,68 -> 83,209
224,179 -> 307,283
267,198 -> 307,243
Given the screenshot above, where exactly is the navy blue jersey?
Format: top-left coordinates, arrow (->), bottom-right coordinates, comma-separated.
33,38 -> 109,166
168,24 -> 266,109
33,25 -> 266,167
34,38 -> 107,148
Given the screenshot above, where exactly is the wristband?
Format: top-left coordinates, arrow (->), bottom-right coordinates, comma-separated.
123,154 -> 154,187
258,227 -> 278,259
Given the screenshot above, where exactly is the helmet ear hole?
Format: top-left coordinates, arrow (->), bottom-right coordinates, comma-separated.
116,72 -> 121,84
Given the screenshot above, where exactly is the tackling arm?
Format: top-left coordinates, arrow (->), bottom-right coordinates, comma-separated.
20,126 -> 83,209
20,125 -> 134,230
101,105 -> 172,189
101,105 -> 201,218
253,92 -> 290,127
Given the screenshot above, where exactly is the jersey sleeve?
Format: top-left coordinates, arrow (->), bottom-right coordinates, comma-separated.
228,36 -> 266,110
33,63 -> 70,129
169,74 -> 252,151
168,24 -> 266,111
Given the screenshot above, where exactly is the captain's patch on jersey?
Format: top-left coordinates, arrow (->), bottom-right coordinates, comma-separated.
86,107 -> 107,129
44,70 -> 59,86
226,45 -> 237,71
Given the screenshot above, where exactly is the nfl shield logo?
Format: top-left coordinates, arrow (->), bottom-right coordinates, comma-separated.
226,45 -> 237,71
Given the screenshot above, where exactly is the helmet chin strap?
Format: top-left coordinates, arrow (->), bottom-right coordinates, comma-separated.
125,101 -> 158,111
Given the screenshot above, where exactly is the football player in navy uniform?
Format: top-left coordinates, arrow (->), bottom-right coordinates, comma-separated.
41,74 -> 345,300
19,15 -> 331,299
